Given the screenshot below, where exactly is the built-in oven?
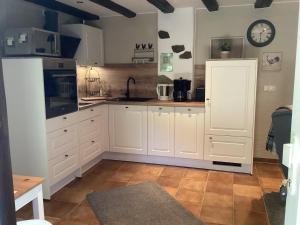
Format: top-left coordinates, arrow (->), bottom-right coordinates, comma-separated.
43,58 -> 78,119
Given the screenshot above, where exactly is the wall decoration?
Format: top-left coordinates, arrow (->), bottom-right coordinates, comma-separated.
160,53 -> 173,72
247,19 -> 276,47
210,37 -> 244,59
179,51 -> 192,59
158,30 -> 170,39
132,43 -> 154,63
262,52 -> 283,71
172,45 -> 185,53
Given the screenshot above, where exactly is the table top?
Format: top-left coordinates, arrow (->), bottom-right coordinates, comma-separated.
13,175 -> 44,199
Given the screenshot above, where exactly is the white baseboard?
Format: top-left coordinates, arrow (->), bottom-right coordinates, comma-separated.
102,152 -> 252,174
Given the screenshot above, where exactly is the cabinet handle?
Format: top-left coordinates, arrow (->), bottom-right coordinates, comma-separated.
65,154 -> 69,158
159,107 -> 162,110
64,129 -> 68,133
91,119 -> 94,122
63,117 -> 67,120
206,98 -> 210,101
188,108 -> 191,111
90,109 -> 94,112
91,140 -> 95,144
94,62 -> 98,65
125,106 -> 129,109
209,137 -> 213,140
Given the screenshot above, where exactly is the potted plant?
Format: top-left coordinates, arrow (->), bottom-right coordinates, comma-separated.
219,41 -> 231,59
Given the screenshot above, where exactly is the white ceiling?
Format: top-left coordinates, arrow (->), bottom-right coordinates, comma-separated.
57,0 -> 299,17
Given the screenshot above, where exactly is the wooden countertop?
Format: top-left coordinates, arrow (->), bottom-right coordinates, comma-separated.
79,99 -> 205,110
13,175 -> 44,199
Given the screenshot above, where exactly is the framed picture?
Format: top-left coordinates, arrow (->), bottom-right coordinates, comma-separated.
160,53 -> 173,72
262,52 -> 283,71
210,37 -> 244,59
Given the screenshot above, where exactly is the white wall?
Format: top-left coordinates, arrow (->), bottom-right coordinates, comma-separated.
158,8 -> 194,83
195,3 -> 299,158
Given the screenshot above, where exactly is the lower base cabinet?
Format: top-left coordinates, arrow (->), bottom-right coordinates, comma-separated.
204,135 -> 253,164
174,107 -> 205,159
109,105 -> 147,155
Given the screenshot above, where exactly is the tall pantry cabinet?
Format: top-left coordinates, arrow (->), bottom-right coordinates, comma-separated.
204,59 -> 258,166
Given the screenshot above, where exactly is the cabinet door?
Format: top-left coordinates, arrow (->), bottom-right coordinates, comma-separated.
86,26 -> 104,66
205,60 -> 257,137
204,135 -> 253,164
109,105 -> 147,155
148,106 -> 174,157
98,105 -> 109,152
174,107 -> 205,159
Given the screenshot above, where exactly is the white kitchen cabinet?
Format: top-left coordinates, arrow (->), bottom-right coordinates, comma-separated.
109,105 -> 147,155
148,106 -> 174,157
61,24 -> 104,66
205,60 -> 257,137
204,135 -> 253,164
174,107 -> 205,159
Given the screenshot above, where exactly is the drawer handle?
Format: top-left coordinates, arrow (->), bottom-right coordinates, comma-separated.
209,137 -> 213,140
91,119 -> 94,122
64,129 -> 68,133
91,140 -> 95,144
159,107 -> 162,110
63,117 -> 67,120
125,106 -> 129,109
90,109 -> 94,112
65,154 -> 69,158
188,108 -> 191,111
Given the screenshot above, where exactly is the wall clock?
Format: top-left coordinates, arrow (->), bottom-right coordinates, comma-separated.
247,19 -> 276,47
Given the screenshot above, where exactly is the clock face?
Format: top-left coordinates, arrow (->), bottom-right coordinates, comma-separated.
247,20 -> 275,47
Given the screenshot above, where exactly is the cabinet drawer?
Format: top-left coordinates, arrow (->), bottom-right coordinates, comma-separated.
78,115 -> 101,135
175,107 -> 204,114
78,105 -> 107,121
48,149 -> 79,185
109,104 -> 146,111
148,106 -> 174,113
80,137 -> 102,166
204,135 -> 253,164
46,111 -> 79,133
47,125 -> 78,160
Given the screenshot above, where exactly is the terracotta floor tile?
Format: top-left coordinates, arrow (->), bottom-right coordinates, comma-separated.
45,216 -> 61,224
202,192 -> 233,208
179,178 -> 206,192
175,188 -> 204,204
16,202 -> 33,219
54,219 -> 90,225
234,195 -> 265,213
184,168 -> 208,181
52,187 -> 93,204
163,186 -> 178,197
157,176 -> 181,188
259,177 -> 282,192
139,164 -> 164,176
106,171 -> 135,182
65,203 -> 98,224
93,181 -> 128,192
160,166 -> 187,178
234,209 -> 268,225
208,171 -> 234,185
255,163 -> 284,179
95,160 -> 124,171
117,162 -> 144,173
233,184 -> 262,199
179,201 -> 202,219
200,205 -> 233,225
44,200 -> 78,218
206,182 -> 233,195
129,172 -> 159,184
234,173 -> 260,186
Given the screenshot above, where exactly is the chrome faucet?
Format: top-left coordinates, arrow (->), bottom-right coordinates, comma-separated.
125,76 -> 136,99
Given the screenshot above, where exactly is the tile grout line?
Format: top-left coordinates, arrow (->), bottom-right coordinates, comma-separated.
199,171 -> 210,215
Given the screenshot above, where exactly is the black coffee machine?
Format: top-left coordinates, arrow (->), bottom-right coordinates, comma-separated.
173,77 -> 191,102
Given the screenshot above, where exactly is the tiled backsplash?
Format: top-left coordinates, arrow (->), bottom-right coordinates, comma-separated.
77,63 -> 205,99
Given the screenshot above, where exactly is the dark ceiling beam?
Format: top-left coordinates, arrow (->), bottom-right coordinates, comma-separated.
89,0 -> 136,18
24,0 -> 99,20
147,0 -> 174,13
255,0 -> 273,8
201,0 -> 219,12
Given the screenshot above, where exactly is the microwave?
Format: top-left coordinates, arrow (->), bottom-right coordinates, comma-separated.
4,28 -> 61,57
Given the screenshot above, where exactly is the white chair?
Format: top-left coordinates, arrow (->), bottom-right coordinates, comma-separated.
17,220 -> 52,225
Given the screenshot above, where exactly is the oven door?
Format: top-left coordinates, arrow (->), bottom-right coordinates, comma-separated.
44,70 -> 78,119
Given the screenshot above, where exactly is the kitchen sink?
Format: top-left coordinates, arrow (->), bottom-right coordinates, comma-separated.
111,97 -> 154,102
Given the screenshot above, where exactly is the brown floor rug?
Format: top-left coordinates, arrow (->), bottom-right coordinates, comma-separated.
87,182 -> 205,225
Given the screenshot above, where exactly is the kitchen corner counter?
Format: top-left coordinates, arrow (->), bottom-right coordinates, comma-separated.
79,99 -> 205,110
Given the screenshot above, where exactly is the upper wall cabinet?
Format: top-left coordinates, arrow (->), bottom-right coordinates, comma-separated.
62,24 -> 104,67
